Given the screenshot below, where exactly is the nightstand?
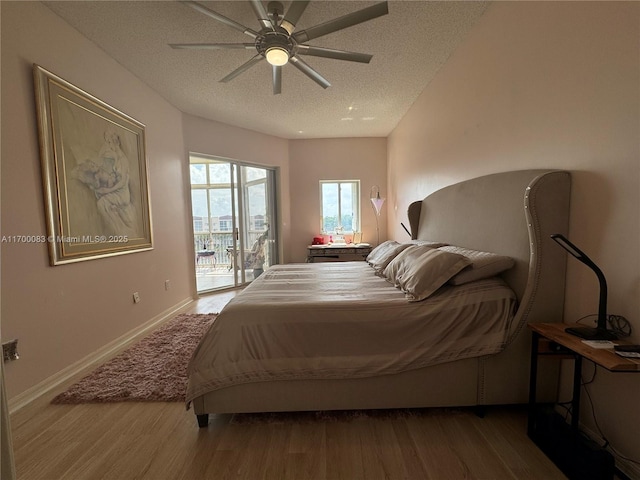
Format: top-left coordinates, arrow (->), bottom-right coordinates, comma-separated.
307,244 -> 372,262
527,322 -> 640,479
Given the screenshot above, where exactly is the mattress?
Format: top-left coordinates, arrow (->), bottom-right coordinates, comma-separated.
186,262 -> 516,403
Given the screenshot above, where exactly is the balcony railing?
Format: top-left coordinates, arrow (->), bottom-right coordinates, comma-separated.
194,231 -> 268,269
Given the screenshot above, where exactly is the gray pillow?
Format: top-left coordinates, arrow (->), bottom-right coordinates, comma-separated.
383,245 -> 471,301
367,241 -> 412,274
438,245 -> 515,285
405,239 -> 449,248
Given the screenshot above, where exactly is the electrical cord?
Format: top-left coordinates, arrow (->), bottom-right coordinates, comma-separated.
579,362 -> 640,469
607,314 -> 633,337
574,313 -> 632,337
547,313 -> 638,470
580,366 -> 609,449
553,360 -> 640,471
553,360 -> 596,423
555,400 -> 573,423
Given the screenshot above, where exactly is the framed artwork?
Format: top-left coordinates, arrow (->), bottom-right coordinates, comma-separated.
33,64 -> 153,265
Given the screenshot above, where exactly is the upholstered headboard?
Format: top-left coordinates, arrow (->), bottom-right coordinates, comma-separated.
408,170 -> 571,334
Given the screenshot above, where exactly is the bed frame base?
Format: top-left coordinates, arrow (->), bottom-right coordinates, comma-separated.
197,414 -> 209,428
195,406 -> 487,428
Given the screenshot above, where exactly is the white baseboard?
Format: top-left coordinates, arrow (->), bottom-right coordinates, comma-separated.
580,423 -> 640,479
8,297 -> 195,413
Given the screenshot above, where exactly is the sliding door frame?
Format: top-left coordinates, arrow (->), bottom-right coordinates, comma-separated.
189,152 -> 279,293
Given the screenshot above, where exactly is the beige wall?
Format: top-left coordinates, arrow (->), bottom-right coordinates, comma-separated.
388,1 -> 639,469
1,2 -> 194,399
0,2 -> 294,401
289,138 -> 387,263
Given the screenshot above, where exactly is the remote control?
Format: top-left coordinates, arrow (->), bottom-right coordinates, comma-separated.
613,345 -> 640,353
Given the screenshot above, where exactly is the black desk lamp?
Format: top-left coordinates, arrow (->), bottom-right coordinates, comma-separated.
551,234 -> 617,340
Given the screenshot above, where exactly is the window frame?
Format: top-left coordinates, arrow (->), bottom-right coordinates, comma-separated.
319,179 -> 360,234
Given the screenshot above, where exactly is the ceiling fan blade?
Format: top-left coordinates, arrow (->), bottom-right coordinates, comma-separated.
289,56 -> 331,89
169,43 -> 256,50
281,0 -> 310,35
249,0 -> 274,30
182,1 -> 259,39
272,65 -> 282,95
296,45 -> 373,64
220,54 -> 264,83
293,2 -> 388,43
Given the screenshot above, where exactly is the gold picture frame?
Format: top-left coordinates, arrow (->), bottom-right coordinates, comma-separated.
33,64 -> 153,265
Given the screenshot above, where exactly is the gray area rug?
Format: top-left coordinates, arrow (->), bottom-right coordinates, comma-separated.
51,313 -> 216,404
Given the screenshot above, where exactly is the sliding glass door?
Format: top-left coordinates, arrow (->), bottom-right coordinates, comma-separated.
190,154 -> 277,293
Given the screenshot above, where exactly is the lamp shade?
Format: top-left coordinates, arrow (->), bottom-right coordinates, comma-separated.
370,185 -> 385,216
370,195 -> 385,215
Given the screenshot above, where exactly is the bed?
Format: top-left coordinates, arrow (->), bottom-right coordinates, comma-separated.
188,169 -> 571,427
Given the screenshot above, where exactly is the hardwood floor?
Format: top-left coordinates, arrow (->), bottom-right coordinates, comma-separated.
10,290 -> 567,480
185,288 -> 240,314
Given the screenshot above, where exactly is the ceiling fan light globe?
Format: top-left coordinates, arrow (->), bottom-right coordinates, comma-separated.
265,47 -> 289,66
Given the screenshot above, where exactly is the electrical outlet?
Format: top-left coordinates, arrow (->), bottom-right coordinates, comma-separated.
133,292 -> 140,304
164,280 -> 170,291
2,339 -> 19,362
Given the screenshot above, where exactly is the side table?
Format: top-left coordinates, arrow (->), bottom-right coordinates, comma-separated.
528,322 -> 640,479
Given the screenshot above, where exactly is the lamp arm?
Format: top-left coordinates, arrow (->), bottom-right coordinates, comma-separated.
550,234 -> 616,340
551,234 -> 609,331
580,257 -> 608,331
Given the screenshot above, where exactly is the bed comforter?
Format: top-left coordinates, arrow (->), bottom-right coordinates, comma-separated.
186,262 -> 516,404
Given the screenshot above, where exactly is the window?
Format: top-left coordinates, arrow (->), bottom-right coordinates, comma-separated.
320,180 -> 360,233
253,216 -> 265,230
219,219 -> 232,231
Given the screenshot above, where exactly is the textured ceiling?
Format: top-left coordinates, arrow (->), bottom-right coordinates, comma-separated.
44,1 -> 489,139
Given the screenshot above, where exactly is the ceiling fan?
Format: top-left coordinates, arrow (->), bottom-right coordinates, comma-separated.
169,1 -> 389,94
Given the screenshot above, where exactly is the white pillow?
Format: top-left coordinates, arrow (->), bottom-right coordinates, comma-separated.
367,241 -> 402,265
438,246 -> 515,285
383,245 -> 471,302
367,242 -> 412,274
